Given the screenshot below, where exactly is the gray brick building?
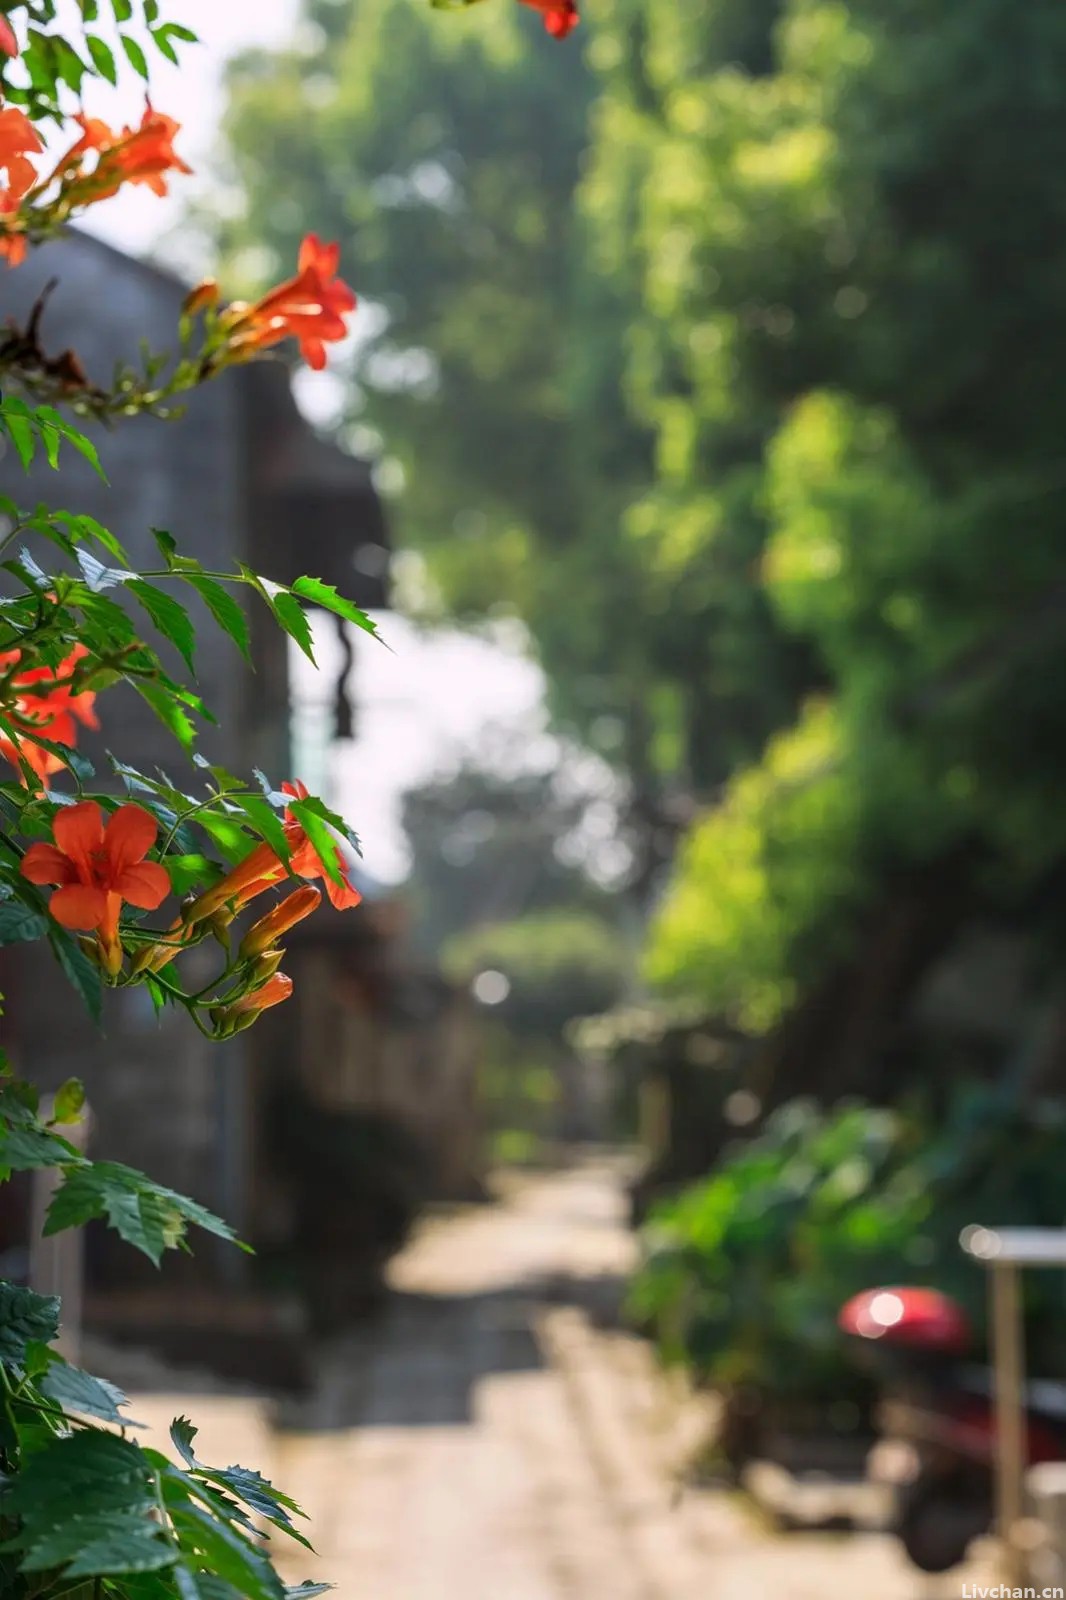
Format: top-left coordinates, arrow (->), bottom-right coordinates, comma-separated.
0,231 -> 395,1336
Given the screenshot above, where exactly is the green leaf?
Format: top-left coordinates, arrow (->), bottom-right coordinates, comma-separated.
39,1357 -> 143,1427
290,576 -> 380,639
111,0 -> 134,20
2,1430 -> 170,1579
0,1282 -> 59,1364
0,902 -> 48,944
157,21 -> 197,43
45,1161 -> 245,1265
53,1516 -> 174,1578
288,799 -> 349,887
120,32 -> 149,76
170,1415 -> 201,1468
2,411 -> 35,470
287,790 -> 361,855
166,1501 -> 284,1600
54,509 -> 129,562
152,527 -> 178,565
52,1076 -> 87,1124
135,680 -> 196,749
242,571 -> 316,663
206,1465 -> 309,1544
230,793 -> 290,863
149,25 -> 177,63
0,1121 -> 80,1173
49,927 -> 103,1022
128,580 -> 197,672
286,1587 -> 333,1599
86,32 -> 117,82
184,574 -> 251,661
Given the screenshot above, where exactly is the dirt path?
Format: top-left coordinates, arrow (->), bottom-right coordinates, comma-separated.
130,1157 -> 993,1599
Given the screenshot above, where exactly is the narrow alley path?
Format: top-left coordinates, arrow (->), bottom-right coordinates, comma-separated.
130,1158 -> 993,1599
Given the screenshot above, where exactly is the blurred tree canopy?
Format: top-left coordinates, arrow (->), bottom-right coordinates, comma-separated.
215,0 -> 803,896
219,0 -> 1066,1039
444,908 -> 629,1038
621,0 -> 1066,1027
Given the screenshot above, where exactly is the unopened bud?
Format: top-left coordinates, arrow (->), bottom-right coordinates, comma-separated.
238,886 -> 321,961
182,278 -> 219,316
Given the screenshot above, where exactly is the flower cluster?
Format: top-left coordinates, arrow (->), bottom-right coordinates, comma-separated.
0,644 -> 99,784
210,235 -> 357,372
19,781 -> 361,1030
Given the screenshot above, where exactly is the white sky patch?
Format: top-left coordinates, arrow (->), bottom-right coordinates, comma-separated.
290,613 -> 549,885
38,0 -> 300,260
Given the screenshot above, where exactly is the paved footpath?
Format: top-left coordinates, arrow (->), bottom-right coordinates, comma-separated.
128,1158 -> 995,1600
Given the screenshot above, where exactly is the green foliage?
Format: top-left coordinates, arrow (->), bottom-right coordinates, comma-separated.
0,10 -> 379,1593
216,0 -> 795,880
0,1 -> 191,122
602,0 -> 1066,1013
632,1089 -> 1066,1403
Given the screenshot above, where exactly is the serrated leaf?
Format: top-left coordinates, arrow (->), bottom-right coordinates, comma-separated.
288,799 -> 346,887
166,1502 -> 284,1600
135,680 -> 196,749
0,1282 -> 59,1363
208,1465 -> 308,1541
44,1161 -> 244,1265
230,793 -> 290,862
290,576 -> 379,639
170,1415 -> 201,1468
244,574 -> 315,663
183,574 -> 250,661
49,927 -> 103,1021
54,1516 -> 174,1578
127,580 -> 197,672
288,791 -> 361,855
40,1357 -> 143,1427
0,1120 -> 80,1172
0,902 -> 48,944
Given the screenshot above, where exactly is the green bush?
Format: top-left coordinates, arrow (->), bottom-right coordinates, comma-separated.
631,1086 -> 1066,1413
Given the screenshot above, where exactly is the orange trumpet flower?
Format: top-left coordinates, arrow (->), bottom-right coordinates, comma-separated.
221,234 -> 356,371
185,779 -> 360,924
517,0 -> 579,36
0,644 -> 100,784
60,103 -> 190,202
211,972 -> 294,1036
280,781 -> 362,910
0,101 -> 42,225
238,885 -> 321,961
21,801 -> 170,975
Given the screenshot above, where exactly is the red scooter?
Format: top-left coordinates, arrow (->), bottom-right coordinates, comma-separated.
839,1285 -> 1066,1573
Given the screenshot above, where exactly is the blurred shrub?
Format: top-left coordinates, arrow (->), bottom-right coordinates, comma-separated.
631,1086 -> 1066,1415
444,909 -> 630,1037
